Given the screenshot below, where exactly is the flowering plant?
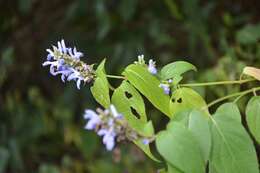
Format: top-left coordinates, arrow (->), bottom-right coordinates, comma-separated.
43,40 -> 260,173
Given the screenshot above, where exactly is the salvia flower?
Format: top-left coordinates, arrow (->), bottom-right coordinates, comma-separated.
148,59 -> 157,75
83,105 -> 152,151
159,83 -> 171,95
42,39 -> 95,89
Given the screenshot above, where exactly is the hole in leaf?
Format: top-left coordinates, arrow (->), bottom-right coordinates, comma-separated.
130,107 -> 140,119
171,98 -> 175,103
177,98 -> 182,103
125,92 -> 132,99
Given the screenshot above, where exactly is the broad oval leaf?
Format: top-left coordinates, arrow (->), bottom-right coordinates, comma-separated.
123,64 -> 171,117
160,61 -> 197,80
173,110 -> 211,163
169,87 -> 208,117
90,59 -> 110,108
111,81 -> 159,162
209,110 -> 259,173
156,121 -> 205,173
243,66 -> 260,81
215,102 -> 241,122
246,96 -> 260,144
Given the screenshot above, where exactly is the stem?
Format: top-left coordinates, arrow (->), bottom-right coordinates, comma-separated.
206,86 -> 260,108
180,78 -> 255,87
106,74 -> 126,79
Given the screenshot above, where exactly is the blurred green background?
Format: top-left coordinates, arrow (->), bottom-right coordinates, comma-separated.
1,0 -> 260,172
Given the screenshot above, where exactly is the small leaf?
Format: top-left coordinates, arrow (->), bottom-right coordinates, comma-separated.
111,81 -> 159,162
169,87 -> 208,117
156,122 -> 205,173
160,61 -> 197,80
243,66 -> 260,81
209,109 -> 259,173
246,96 -> 260,144
91,59 -> 110,108
215,102 -> 241,122
123,64 -> 171,117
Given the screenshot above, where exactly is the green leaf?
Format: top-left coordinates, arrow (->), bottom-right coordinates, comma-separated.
169,87 -> 208,117
215,102 -> 241,122
160,61 -> 197,80
111,81 -> 159,162
0,147 -> 9,173
123,64 -> 171,117
167,164 -> 183,173
156,121 -> 205,173
173,110 -> 211,163
91,59 -> 110,108
112,81 -> 147,123
246,96 -> 260,144
209,109 -> 259,173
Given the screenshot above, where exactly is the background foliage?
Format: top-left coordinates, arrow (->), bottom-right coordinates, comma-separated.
0,0 -> 260,172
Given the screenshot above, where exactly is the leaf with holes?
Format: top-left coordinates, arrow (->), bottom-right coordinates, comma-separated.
246,96 -> 260,144
156,121 -> 205,173
169,87 -> 208,117
209,105 -> 259,173
173,110 -> 211,163
160,61 -> 197,81
111,81 -> 159,162
123,64 -> 171,117
91,59 -> 110,108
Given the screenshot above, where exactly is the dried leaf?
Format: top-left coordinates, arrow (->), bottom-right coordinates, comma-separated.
243,66 -> 260,81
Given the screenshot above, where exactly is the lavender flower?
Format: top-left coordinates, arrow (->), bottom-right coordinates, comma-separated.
84,110 -> 101,130
42,39 -> 94,89
148,59 -> 157,75
83,105 -> 153,151
159,83 -> 170,95
142,138 -> 150,145
98,128 -> 116,151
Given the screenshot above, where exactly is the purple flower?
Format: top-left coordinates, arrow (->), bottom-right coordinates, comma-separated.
83,105 -> 150,151
67,68 -> 85,89
98,128 -> 116,151
84,109 -> 101,130
42,39 -> 91,89
159,83 -> 170,95
148,59 -> 157,75
142,138 -> 150,145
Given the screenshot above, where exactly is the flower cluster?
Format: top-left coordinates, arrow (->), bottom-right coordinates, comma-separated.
159,79 -> 172,95
42,39 -> 95,89
84,105 -> 151,151
135,54 -> 157,75
148,59 -> 157,75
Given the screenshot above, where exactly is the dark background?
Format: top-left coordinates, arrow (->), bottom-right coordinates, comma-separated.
1,0 -> 260,172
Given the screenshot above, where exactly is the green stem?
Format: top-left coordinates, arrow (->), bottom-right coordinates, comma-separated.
206,86 -> 260,108
180,78 -> 255,87
106,74 -> 126,79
